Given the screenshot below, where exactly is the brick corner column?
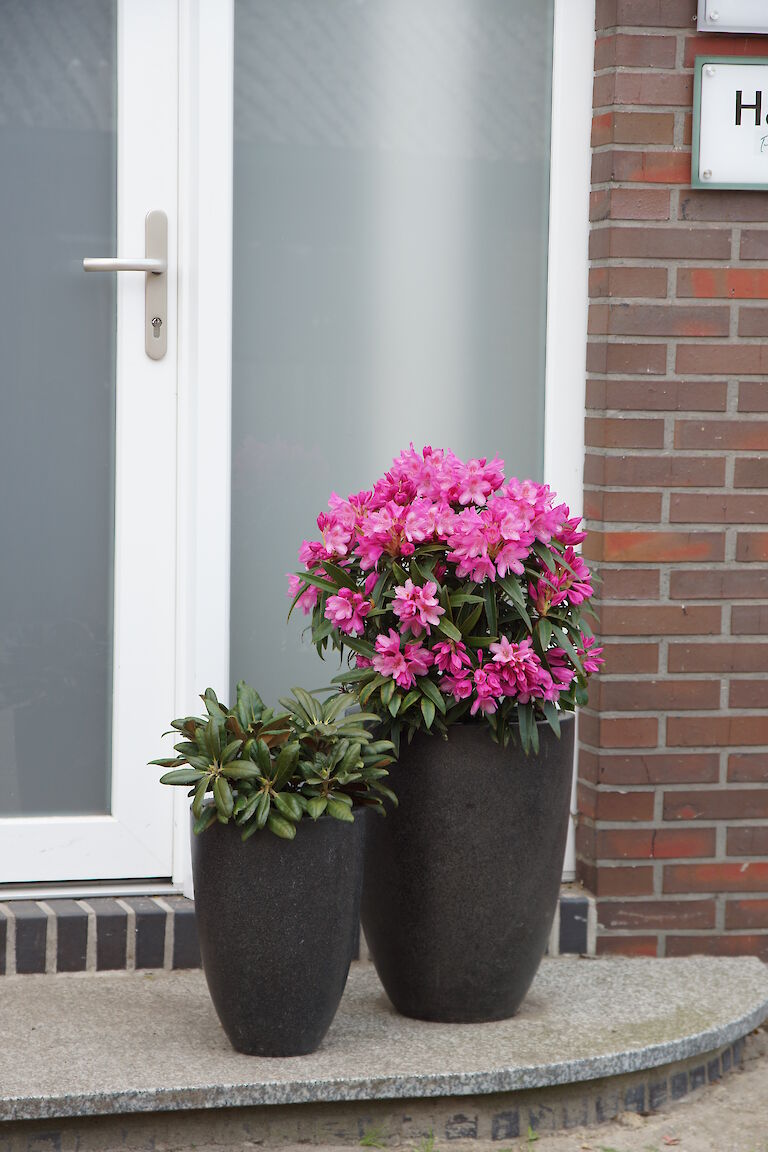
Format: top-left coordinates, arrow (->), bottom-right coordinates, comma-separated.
577,0 -> 768,959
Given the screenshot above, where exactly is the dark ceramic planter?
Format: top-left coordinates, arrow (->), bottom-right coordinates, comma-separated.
191,812 -> 365,1055
361,716 -> 575,1023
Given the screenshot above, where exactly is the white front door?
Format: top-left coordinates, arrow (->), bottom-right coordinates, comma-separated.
0,1 -> 179,883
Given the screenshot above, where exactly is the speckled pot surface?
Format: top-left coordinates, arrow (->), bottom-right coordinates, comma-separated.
191,812 -> 365,1056
361,716 -> 575,1023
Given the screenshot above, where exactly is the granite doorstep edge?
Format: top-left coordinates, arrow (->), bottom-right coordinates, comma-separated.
3,995 -> 766,1123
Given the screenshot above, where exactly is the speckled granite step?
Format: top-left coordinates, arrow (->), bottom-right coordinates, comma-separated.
0,957 -> 766,1149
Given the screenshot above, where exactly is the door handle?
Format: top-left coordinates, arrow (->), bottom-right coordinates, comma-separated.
83,209 -> 167,361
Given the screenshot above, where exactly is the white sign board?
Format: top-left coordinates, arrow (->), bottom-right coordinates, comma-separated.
698,0 -> 768,34
693,58 -> 768,189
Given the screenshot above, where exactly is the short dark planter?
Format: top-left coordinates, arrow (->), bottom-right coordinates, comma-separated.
361,716 -> 575,1023
191,813 -> 366,1055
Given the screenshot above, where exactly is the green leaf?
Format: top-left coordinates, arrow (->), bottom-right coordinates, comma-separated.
551,625 -> 585,677
191,774 -> 212,818
420,697 -> 435,728
458,602 -> 483,636
332,667 -> 377,686
542,700 -> 561,738
498,575 -> 532,630
312,617 -> 335,644
220,762 -> 260,780
293,686 -> 322,722
322,692 -> 353,723
388,691 -> 402,717
293,570 -> 339,595
436,617 -> 463,643
537,617 -> 553,650
202,687 -> 226,718
193,806 -> 217,835
320,561 -> 356,590
221,739 -> 243,762
445,699 -> 471,725
250,738 -> 272,775
340,741 -> 363,773
418,676 -> 447,714
150,756 -> 187,769
517,702 -> 534,755
381,677 -> 396,706
273,741 -> 301,789
256,790 -> 271,828
236,792 -> 260,823
372,782 -> 398,806
449,592 -> 485,607
267,813 -> 297,839
213,775 -> 234,819
327,798 -> 355,822
235,680 -> 265,727
273,792 -> 303,822
483,583 -> 498,637
338,635 -> 376,659
307,796 -> 327,819
159,768 -> 206,786
400,689 -> 421,714
371,571 -> 390,608
533,541 -> 557,574
465,635 -> 498,649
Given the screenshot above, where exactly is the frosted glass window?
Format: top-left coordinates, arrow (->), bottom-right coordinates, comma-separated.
0,2 -> 117,815
231,0 -> 554,701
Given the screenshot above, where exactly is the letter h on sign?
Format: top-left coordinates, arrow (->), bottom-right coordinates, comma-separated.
736,89 -> 764,124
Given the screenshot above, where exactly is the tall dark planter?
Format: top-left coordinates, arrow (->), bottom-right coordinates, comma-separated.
192,813 -> 365,1055
361,716 -> 575,1023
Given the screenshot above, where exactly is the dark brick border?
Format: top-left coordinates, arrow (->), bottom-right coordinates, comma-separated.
0,1037 -> 749,1149
0,890 -> 591,975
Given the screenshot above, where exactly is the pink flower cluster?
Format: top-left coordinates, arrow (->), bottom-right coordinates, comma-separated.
289,446 -> 603,722
372,630 -> 434,690
439,637 -> 574,716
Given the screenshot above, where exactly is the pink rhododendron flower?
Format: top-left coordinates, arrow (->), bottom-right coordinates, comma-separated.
441,671 -> 473,701
324,588 -> 371,636
372,630 -> 410,687
529,549 -> 593,614
286,573 -> 319,615
403,641 -> 434,680
545,647 -> 576,691
392,579 -> 445,637
355,501 -> 416,570
470,656 -> 503,715
456,457 -> 504,506
433,639 -> 471,675
490,637 -> 551,702
291,446 -> 602,730
554,512 -> 588,548
447,500 -> 533,582
578,635 -> 604,674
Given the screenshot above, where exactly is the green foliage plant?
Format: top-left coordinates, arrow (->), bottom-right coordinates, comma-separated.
151,681 -> 395,841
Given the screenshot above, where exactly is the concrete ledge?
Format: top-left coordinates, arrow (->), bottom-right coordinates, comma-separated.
1,957 -> 767,1124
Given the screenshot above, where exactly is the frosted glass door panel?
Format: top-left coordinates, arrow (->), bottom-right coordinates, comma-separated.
0,2 -> 116,816
231,0 -> 554,700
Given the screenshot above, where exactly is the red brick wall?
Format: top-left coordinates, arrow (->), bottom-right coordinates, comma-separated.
577,0 -> 768,958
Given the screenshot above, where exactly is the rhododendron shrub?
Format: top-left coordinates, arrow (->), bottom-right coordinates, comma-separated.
288,447 -> 602,754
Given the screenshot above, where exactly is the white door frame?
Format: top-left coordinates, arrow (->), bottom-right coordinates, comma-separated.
0,0 -> 179,885
0,0 -> 593,896
171,0 -> 594,895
